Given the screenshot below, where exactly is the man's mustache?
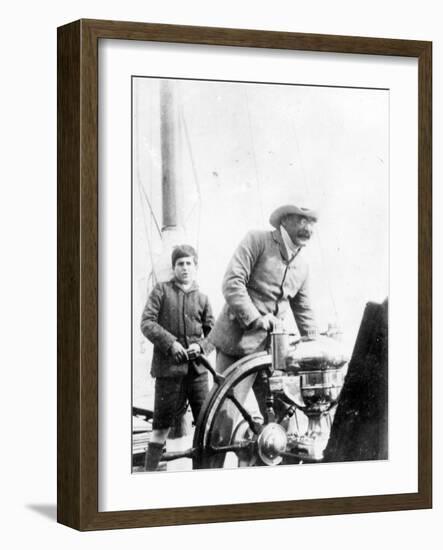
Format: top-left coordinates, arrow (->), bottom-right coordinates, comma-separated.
297,230 -> 311,239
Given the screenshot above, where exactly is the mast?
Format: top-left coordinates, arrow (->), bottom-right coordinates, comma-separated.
156,80 -> 185,282
161,79 -> 178,230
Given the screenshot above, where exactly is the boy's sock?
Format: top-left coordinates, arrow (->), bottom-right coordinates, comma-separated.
169,410 -> 190,439
144,441 -> 164,472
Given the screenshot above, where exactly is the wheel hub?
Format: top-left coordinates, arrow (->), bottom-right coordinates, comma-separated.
257,423 -> 287,465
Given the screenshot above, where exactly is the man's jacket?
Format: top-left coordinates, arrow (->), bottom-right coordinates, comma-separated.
209,229 -> 317,356
140,280 -> 214,377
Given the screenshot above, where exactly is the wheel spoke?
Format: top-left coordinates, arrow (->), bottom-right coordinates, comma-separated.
274,394 -> 297,425
208,441 -> 255,454
256,369 -> 276,423
226,391 -> 261,435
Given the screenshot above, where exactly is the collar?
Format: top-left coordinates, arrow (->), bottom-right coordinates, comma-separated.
271,229 -> 289,262
171,279 -> 199,293
279,224 -> 300,259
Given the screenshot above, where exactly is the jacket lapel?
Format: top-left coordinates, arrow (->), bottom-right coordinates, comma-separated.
271,229 -> 290,262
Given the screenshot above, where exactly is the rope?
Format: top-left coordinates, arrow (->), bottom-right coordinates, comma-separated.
137,181 -> 162,238
136,180 -> 158,287
180,105 -> 202,253
134,87 -> 160,286
184,200 -> 200,226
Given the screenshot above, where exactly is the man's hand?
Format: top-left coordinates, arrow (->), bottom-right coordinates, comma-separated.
170,341 -> 188,363
186,343 -> 201,361
251,314 -> 280,332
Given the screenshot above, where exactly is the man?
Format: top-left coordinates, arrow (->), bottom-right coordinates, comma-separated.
140,245 -> 214,471
209,204 -> 318,374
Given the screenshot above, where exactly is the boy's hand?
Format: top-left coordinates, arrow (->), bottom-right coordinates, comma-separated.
170,341 -> 188,363
187,343 -> 201,360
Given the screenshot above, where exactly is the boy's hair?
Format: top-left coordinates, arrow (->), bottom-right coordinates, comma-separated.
171,244 -> 198,267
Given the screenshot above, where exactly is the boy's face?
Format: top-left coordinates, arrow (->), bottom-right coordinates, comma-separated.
173,256 -> 197,285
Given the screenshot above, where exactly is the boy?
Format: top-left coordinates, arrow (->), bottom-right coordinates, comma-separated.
140,244 -> 214,471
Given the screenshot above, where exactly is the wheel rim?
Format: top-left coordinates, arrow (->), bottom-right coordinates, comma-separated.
193,353 -> 278,469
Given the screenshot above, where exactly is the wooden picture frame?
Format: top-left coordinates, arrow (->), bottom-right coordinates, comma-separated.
57,19 -> 432,530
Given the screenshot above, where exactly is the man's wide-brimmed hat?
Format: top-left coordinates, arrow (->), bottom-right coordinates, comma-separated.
269,205 -> 319,228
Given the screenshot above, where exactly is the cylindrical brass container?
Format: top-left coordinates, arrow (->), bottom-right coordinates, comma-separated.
271,331 -> 289,371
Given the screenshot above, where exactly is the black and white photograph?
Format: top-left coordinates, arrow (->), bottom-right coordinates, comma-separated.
2,0 -> 437,543
132,76 -> 389,474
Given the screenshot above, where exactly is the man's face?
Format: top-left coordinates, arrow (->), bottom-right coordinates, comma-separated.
282,214 -> 316,247
173,256 -> 197,284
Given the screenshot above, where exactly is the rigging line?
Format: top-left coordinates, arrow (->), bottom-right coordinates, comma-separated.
290,120 -> 339,324
134,84 -> 161,237
138,180 -> 162,238
148,269 -> 157,292
184,201 -> 199,226
244,88 -> 266,226
136,176 -> 157,284
134,89 -> 158,285
180,105 -> 202,200
147,81 -> 157,287
180,106 -> 202,253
